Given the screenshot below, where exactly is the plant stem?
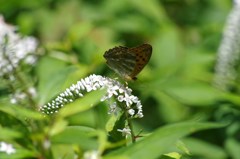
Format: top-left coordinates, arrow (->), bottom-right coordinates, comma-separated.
124,109 -> 136,143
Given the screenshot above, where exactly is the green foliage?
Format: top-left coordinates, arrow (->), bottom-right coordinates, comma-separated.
106,122 -> 224,159
1,0 -> 240,159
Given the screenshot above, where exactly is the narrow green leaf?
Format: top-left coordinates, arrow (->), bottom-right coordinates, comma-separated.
0,148 -> 37,159
182,137 -> 227,159
105,122 -> 224,159
0,127 -> 22,140
0,104 -> 43,120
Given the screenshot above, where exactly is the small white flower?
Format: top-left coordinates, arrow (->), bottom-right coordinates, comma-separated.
107,85 -> 119,98
100,95 -> 108,102
10,92 -> 26,104
117,95 -> 124,102
28,87 -> 37,97
124,93 -> 133,107
25,55 -> 37,64
83,150 -> 100,159
119,87 -> 124,94
108,102 -> 120,115
117,128 -> 131,136
137,110 -> 144,118
136,101 -> 142,109
43,139 -> 51,149
10,98 -> 17,104
128,109 -> 135,116
0,142 -> 16,155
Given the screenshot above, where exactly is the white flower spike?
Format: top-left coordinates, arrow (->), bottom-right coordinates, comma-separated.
40,74 -> 144,118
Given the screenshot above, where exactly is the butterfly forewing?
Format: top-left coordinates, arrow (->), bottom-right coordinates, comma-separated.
104,46 -> 136,77
104,44 -> 152,80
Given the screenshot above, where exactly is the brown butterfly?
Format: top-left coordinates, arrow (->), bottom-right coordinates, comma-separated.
104,44 -> 152,80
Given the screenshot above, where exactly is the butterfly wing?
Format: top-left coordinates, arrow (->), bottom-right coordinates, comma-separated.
128,44 -> 152,79
104,44 -> 152,80
104,46 -> 136,78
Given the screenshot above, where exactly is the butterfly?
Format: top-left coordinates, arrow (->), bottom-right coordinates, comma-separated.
104,44 -> 152,81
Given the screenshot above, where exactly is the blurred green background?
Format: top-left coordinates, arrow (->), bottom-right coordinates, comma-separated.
2,0 -> 240,158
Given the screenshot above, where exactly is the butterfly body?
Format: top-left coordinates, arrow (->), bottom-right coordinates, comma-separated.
104,44 -> 152,80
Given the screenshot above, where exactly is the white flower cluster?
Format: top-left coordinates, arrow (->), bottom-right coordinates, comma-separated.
10,87 -> 37,104
214,4 -> 240,90
40,74 -> 143,118
0,15 -> 38,77
0,141 -> 16,155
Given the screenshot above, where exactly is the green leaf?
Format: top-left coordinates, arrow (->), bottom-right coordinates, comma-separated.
223,92 -> 240,107
51,126 -> 98,150
58,89 -> 106,117
105,122 -> 224,159
0,148 -> 36,159
49,119 -> 68,136
154,91 -> 189,122
108,113 -> 126,143
175,140 -> 190,155
165,83 -> 222,106
225,137 -> 240,159
51,144 -> 75,159
162,152 -> 182,159
0,127 -> 22,140
0,104 -> 43,120
151,26 -> 182,70
130,0 -> 167,23
37,56 -> 74,105
182,137 -> 227,159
